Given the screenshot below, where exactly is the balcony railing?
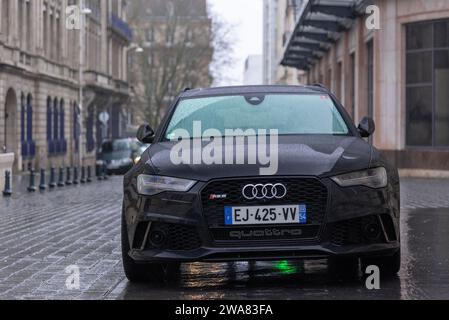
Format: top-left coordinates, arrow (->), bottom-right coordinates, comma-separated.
109,14 -> 133,42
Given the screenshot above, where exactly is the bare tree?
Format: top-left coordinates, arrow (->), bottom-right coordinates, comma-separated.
127,0 -> 235,129
209,15 -> 237,86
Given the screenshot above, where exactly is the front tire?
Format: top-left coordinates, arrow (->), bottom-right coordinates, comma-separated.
121,209 -> 179,283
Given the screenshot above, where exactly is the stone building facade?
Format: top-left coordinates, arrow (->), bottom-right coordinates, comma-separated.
282,0 -> 449,176
0,0 -> 132,172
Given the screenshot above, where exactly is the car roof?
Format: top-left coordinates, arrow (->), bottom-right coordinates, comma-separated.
179,85 -> 329,98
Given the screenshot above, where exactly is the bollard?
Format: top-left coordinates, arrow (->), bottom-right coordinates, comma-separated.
27,169 -> 37,192
80,166 -> 86,184
87,166 -> 92,183
39,168 -> 47,191
49,167 -> 57,188
102,163 -> 108,180
73,167 -> 79,185
3,170 -> 12,196
65,167 -> 72,185
58,167 -> 65,187
96,164 -> 103,181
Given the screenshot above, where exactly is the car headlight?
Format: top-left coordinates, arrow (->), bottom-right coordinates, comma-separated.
331,167 -> 388,188
133,156 -> 141,164
137,175 -> 197,196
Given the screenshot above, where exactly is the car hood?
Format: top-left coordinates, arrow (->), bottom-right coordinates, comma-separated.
144,135 -> 372,181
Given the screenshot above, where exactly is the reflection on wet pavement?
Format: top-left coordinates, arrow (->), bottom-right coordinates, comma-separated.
110,208 -> 449,300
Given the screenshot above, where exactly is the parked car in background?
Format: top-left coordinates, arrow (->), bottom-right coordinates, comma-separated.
97,138 -> 149,175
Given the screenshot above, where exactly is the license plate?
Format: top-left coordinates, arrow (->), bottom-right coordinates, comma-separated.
224,204 -> 307,226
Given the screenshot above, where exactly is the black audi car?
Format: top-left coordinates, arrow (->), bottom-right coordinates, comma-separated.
122,85 -> 401,282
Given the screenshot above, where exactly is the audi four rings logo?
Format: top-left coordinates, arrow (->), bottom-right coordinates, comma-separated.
242,183 -> 287,200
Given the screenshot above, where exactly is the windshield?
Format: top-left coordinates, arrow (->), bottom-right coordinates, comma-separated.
165,94 -> 349,139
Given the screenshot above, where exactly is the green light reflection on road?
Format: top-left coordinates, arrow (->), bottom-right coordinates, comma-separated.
275,260 -> 298,275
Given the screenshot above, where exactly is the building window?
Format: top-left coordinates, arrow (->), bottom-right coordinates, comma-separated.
60,99 -> 67,153
1,0 -> 9,38
53,98 -> 59,142
21,93 -> 35,158
86,106 -> 95,153
349,53 -> 356,120
406,19 -> 449,147
147,26 -> 155,43
26,94 -> 33,142
366,40 -> 374,119
74,102 -> 80,153
43,4 -> 48,56
165,26 -> 174,45
185,27 -> 194,44
47,97 -> 67,155
47,97 -> 52,141
47,97 -> 54,154
56,12 -> 61,61
336,62 -> 342,101
60,99 -> 65,140
21,94 -> 26,144
18,0 -> 24,48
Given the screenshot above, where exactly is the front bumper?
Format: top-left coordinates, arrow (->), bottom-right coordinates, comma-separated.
129,243 -> 400,263
123,176 -> 400,263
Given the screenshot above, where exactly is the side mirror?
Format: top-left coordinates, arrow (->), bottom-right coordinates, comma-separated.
358,117 -> 375,138
136,124 -> 155,144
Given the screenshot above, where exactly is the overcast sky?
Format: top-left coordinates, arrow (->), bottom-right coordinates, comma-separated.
208,0 -> 263,86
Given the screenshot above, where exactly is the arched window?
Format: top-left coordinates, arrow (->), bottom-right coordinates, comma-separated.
26,94 -> 33,142
86,105 -> 95,152
26,94 -> 35,157
60,99 -> 65,140
60,99 -> 66,153
46,97 -> 52,142
53,98 -> 58,141
20,93 -> 26,144
73,102 -> 80,153
20,93 -> 34,158
20,93 -> 26,157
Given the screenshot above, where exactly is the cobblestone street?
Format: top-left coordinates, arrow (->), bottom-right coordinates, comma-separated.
1,176 -> 449,300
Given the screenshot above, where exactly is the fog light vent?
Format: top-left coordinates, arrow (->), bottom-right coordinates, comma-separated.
363,222 -> 381,241
149,229 -> 167,248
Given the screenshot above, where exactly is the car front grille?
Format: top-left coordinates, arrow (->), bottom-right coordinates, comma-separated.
200,177 -> 328,245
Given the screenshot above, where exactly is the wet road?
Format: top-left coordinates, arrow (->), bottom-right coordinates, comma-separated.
1,176 -> 449,300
